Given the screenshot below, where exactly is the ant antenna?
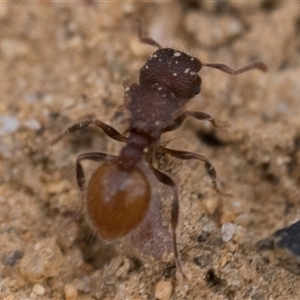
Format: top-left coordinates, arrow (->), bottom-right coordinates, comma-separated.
202,61 -> 267,74
137,19 -> 162,49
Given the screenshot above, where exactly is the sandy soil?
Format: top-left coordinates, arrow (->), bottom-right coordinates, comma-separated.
1,1 -> 300,299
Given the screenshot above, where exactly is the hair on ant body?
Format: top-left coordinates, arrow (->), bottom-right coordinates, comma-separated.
50,25 -> 267,279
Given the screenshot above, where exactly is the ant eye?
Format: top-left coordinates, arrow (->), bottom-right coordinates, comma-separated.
194,85 -> 201,95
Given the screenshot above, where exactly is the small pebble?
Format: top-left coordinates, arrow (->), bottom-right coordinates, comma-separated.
0,116 -> 20,135
23,119 -> 41,131
72,276 -> 92,293
62,97 -> 75,109
221,223 -> 237,243
257,220 -> 300,275
115,258 -> 131,278
220,199 -> 243,224
202,197 -> 219,214
46,180 -> 69,194
155,281 -> 172,300
64,284 -> 78,300
1,38 -> 30,59
32,284 -> 46,296
19,238 -> 65,283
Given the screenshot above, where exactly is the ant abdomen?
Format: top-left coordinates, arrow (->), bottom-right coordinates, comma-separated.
86,161 -> 151,240
139,48 -> 202,100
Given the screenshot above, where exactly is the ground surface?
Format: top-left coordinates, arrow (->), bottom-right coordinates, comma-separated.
1,1 -> 300,299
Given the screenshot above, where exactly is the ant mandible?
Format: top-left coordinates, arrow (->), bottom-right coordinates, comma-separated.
50,25 -> 267,279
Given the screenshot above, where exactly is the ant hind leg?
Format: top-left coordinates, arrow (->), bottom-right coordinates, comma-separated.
162,147 -> 230,196
150,165 -> 187,280
76,152 -> 117,190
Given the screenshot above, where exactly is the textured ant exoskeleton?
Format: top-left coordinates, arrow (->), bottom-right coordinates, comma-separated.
50,26 -> 267,279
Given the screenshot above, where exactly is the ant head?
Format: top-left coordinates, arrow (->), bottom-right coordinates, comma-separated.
140,48 -> 202,100
86,161 -> 151,240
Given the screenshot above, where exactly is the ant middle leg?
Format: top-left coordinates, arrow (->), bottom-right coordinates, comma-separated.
50,118 -> 127,146
162,147 -> 229,196
150,164 -> 187,280
76,152 -> 117,190
162,111 -> 229,133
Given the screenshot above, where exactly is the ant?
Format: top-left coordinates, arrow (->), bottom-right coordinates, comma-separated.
50,25 -> 267,279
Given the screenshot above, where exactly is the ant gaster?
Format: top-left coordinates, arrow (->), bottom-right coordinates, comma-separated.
51,26 -> 267,279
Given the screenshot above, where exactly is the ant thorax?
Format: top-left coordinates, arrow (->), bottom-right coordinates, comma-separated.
125,83 -> 183,141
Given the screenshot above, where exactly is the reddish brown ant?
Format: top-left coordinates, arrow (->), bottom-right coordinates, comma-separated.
50,26 -> 267,279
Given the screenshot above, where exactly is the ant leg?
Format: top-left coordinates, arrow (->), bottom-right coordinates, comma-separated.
162,147 -> 230,196
137,20 -> 162,49
50,118 -> 127,146
76,152 -> 117,190
150,165 -> 187,280
162,111 -> 229,133
203,61 -> 267,74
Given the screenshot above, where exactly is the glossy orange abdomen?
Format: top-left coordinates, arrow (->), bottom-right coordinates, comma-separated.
86,162 -> 151,240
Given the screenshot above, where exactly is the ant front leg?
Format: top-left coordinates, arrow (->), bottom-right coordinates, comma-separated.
162,111 -> 229,133
162,147 -> 230,196
150,165 -> 187,280
76,152 -> 117,190
51,118 -> 127,146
